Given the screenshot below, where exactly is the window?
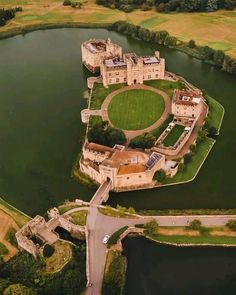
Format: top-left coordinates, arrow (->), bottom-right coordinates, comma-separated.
139,175 -> 142,178
109,73 -> 112,77
116,78 -> 119,83
148,75 -> 151,79
124,78 -> 126,82
116,72 -> 119,76
127,177 -> 130,180
109,79 -> 112,83
156,74 -> 158,78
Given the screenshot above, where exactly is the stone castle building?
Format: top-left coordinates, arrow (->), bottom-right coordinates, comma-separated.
81,38 -> 122,73
82,38 -> 165,87
80,142 -> 178,190
172,89 -> 203,119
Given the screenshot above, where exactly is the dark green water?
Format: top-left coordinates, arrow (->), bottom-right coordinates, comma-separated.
123,237 -> 236,295
0,28 -> 236,215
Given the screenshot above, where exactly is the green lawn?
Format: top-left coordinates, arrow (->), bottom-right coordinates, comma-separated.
163,137 -> 215,184
148,233 -> 236,245
90,83 -> 125,110
163,124 -> 185,147
70,210 -> 88,226
144,80 -> 184,97
206,95 -> 225,133
108,89 -> 165,130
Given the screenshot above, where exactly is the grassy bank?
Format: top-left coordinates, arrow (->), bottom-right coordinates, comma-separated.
0,197 -> 30,228
138,209 -> 236,216
206,95 -> 225,133
102,250 -> 127,295
162,137 -> 215,184
70,210 -> 88,226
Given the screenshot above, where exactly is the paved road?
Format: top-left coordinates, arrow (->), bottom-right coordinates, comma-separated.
85,206 -> 151,295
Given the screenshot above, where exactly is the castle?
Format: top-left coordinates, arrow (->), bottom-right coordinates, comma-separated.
82,38 -> 165,87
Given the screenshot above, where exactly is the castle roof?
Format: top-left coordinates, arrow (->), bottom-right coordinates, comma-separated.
173,90 -> 202,106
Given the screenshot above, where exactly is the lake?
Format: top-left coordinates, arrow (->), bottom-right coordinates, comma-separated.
0,28 -> 235,215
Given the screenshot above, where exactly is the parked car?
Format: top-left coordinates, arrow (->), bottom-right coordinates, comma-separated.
102,234 -> 110,244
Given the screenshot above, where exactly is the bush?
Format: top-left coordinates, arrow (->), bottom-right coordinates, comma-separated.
208,126 -> 217,137
189,144 -> 197,153
188,219 -> 202,230
154,169 -> 166,182
188,39 -> 196,48
144,220 -> 158,235
184,152 -> 193,164
43,244 -> 55,258
129,132 -> 156,149
107,226 -> 128,246
63,0 -> 71,5
226,220 -> 236,231
120,4 -> 133,12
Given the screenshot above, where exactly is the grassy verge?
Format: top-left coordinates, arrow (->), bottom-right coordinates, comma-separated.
90,83 -> 125,110
99,206 -> 136,218
0,197 -> 30,228
138,209 -> 236,216
147,233 -> 236,245
102,250 -> 127,295
89,115 -> 103,128
44,240 -> 72,273
70,210 -> 88,226
206,95 -> 225,133
163,137 -> 215,184
163,124 -> 185,147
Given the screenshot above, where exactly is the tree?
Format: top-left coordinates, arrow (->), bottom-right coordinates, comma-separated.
156,2 -> 166,11
154,169 -> 166,182
128,207 -> 136,214
184,152 -> 193,164
189,144 -> 197,153
144,220 -> 158,235
129,132 -> 156,149
206,0 -> 218,11
43,244 -> 55,257
188,219 -> 202,230
63,0 -> 71,5
208,126 -> 217,137
226,220 -> 236,231
188,39 -> 196,48
87,120 -> 126,147
4,284 -> 37,295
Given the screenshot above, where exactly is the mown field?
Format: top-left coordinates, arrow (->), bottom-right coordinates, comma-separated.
0,0 -> 236,58
108,89 -> 165,130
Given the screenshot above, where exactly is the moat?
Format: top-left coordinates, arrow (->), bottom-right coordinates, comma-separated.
0,27 -> 236,295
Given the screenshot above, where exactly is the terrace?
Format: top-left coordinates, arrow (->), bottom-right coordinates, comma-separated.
104,57 -> 126,68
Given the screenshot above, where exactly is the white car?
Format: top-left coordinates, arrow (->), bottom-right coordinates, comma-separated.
102,234 -> 110,244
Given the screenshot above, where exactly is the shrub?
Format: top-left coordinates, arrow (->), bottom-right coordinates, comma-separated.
226,220 -> 236,231
120,4 -> 133,12
129,132 -> 156,149
43,244 -> 55,258
189,144 -> 197,153
63,0 -> 71,5
107,226 -> 128,246
154,169 -> 166,182
144,220 -> 158,235
208,126 -> 217,137
188,39 -> 196,48
184,152 -> 193,164
188,219 -> 202,230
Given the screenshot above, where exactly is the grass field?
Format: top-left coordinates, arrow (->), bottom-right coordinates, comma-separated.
108,89 -> 165,130
163,137 -> 215,184
44,240 -> 72,273
1,1 -> 236,58
163,124 -> 185,147
70,210 -> 87,225
147,226 -> 236,245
